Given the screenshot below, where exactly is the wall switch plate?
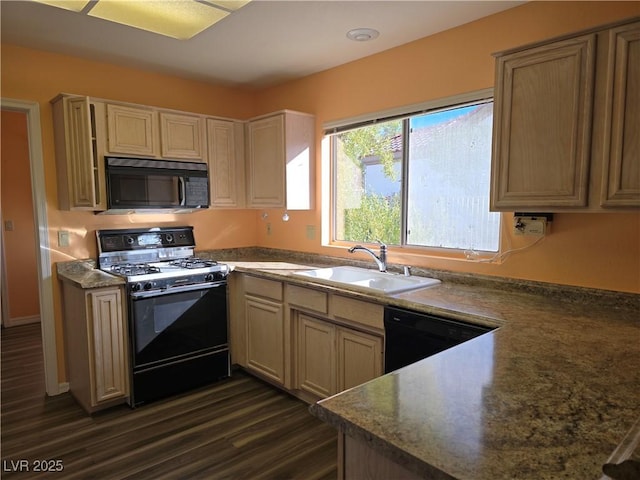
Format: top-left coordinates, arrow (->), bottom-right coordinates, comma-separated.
4,220 -> 14,231
58,230 -> 70,247
266,223 -> 272,236
514,216 -> 547,236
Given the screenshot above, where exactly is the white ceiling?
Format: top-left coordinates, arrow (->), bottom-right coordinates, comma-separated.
1,0 -> 524,89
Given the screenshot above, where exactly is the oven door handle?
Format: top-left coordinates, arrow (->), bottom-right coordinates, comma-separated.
130,281 -> 226,299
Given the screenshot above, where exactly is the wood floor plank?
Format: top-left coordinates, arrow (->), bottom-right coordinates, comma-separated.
1,324 -> 338,479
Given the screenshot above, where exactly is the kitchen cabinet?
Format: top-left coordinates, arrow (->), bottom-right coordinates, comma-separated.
106,105 -> 207,161
246,110 -> 315,209
295,313 -> 383,398
160,112 -> 205,161
61,283 -> 129,413
229,273 -> 384,400
296,313 -> 336,398
51,93 -> 244,211
491,18 -> 639,211
340,434 -> 423,480
290,286 -> 384,400
599,21 -> 640,207
207,118 -> 246,207
106,103 -> 159,157
244,276 -> 287,385
51,95 -> 107,211
336,327 -> 382,392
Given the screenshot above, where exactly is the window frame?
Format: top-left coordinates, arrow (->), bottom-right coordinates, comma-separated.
326,88 -> 500,256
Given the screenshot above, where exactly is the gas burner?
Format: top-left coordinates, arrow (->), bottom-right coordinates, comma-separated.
111,263 -> 161,276
169,257 -> 218,269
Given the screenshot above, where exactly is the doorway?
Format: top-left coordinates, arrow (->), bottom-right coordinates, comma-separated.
1,110 -> 40,327
1,98 -> 61,396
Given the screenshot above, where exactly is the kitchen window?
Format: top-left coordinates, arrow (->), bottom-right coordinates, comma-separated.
329,90 -> 501,253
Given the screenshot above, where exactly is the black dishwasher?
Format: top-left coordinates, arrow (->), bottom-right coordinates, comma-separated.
384,306 -> 494,373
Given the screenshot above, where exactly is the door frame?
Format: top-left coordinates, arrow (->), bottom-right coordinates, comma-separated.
1,98 -> 62,396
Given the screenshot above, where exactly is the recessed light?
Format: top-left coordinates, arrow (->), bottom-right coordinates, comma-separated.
346,28 -> 379,42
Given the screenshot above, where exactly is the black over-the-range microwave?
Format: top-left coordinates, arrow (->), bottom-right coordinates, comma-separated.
105,156 -> 210,212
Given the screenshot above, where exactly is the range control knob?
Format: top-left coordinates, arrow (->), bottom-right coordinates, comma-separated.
143,282 -> 154,291
205,273 -> 215,282
131,283 -> 142,292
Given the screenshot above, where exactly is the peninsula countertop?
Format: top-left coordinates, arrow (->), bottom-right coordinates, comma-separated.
223,260 -> 639,479
56,253 -> 640,479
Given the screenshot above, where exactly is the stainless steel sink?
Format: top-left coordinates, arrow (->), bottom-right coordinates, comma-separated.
291,266 -> 440,294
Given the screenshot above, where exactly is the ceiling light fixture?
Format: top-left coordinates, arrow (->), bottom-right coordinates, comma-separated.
31,0 -> 91,12
31,0 -> 251,40
346,28 -> 379,42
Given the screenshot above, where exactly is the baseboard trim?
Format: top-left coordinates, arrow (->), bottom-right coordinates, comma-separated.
4,315 -> 40,327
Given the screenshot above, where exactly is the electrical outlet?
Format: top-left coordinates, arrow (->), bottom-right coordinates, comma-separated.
4,220 -> 14,231
306,225 -> 315,240
514,217 -> 547,236
58,230 -> 70,247
266,223 -> 272,236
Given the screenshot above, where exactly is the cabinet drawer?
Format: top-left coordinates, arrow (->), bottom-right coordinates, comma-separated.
331,295 -> 384,331
287,284 -> 328,314
244,275 -> 283,301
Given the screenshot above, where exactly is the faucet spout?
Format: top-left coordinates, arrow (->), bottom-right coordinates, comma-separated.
348,242 -> 387,272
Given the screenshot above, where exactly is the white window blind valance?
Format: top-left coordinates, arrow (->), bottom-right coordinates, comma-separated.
322,87 -> 494,136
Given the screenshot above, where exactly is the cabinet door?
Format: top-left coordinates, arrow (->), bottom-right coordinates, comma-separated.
246,115 -> 285,207
601,22 -> 640,207
88,288 -> 128,404
296,314 -> 336,398
107,104 -> 158,156
160,112 -> 205,161
63,97 -> 101,209
245,295 -> 285,385
207,118 -> 245,207
491,34 -> 596,210
337,327 -> 382,392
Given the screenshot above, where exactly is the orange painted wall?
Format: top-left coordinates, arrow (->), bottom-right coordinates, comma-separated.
1,110 -> 40,321
253,1 -> 640,294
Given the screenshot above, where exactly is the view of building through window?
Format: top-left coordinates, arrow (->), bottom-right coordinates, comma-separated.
332,99 -> 500,252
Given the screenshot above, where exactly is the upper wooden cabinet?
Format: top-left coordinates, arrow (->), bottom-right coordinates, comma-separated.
160,112 -> 205,161
207,118 -> 246,208
106,106 -> 206,162
51,94 -> 225,211
51,95 -> 107,211
600,21 -> 640,207
491,18 -> 640,211
106,104 -> 159,157
246,110 -> 315,209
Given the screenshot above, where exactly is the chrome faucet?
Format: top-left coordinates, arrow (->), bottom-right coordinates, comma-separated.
348,241 -> 387,272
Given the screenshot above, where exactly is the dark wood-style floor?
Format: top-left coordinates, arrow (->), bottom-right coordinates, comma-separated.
1,323 -> 337,479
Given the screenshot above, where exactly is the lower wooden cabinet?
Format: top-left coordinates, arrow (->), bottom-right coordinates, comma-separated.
229,273 -> 384,401
341,434 -> 423,480
297,314 -> 336,397
295,312 -> 383,399
245,294 -> 285,385
337,327 -> 382,392
61,283 -> 129,413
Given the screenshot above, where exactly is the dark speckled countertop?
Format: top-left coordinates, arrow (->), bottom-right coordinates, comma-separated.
56,248 -> 640,479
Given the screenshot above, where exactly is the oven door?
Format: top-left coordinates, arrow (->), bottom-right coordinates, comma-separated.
129,282 -> 227,369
